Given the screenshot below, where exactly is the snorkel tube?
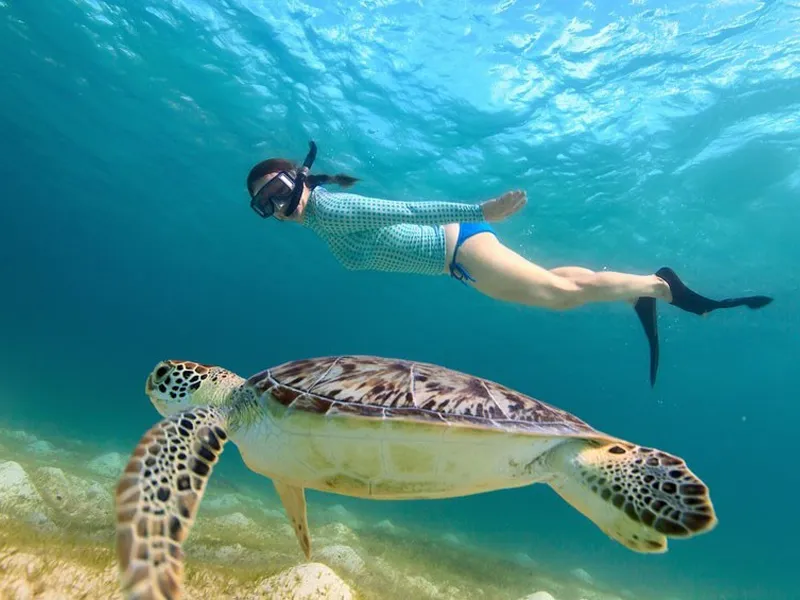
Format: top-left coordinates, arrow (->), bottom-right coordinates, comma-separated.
283,140 -> 317,217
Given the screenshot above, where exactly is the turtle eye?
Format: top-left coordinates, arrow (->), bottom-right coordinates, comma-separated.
154,363 -> 171,382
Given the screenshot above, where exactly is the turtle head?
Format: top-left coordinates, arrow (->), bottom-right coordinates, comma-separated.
145,360 -> 245,417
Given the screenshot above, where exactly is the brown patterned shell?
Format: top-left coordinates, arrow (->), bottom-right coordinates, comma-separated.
246,355 -> 608,438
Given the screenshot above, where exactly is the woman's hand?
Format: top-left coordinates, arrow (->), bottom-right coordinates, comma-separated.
480,190 -> 527,222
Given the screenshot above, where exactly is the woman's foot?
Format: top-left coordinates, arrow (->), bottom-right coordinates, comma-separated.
655,267 -> 773,316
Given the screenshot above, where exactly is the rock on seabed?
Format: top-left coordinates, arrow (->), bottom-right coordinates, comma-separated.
259,563 -> 354,600
519,592 -> 557,600
0,460 -> 50,525
86,452 -> 128,479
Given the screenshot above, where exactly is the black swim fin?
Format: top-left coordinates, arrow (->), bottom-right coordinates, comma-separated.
656,267 -> 773,316
634,297 -> 659,387
632,268 -> 772,387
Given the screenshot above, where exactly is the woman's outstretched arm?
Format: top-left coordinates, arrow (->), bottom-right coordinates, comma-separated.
310,189 -> 487,233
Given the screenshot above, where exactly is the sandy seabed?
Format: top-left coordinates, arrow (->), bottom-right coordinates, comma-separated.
0,423 -> 696,600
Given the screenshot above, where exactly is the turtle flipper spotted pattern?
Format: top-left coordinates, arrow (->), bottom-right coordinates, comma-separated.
115,406 -> 229,600
547,440 -> 717,553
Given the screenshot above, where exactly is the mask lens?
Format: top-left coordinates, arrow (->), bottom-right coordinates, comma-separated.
250,172 -> 294,218
250,195 -> 275,218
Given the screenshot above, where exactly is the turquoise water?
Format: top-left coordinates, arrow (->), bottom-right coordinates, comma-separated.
1,0 -> 798,598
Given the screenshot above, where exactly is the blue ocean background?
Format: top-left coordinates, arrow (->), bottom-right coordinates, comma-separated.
1,0 -> 797,598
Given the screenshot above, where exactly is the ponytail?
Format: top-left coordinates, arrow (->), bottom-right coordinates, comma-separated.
307,173 -> 359,189
247,158 -> 359,195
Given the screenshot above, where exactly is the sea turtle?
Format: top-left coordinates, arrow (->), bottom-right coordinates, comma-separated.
114,355 -> 717,599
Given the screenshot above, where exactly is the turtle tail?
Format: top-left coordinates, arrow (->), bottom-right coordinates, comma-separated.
545,439 -> 717,553
114,406 -> 230,600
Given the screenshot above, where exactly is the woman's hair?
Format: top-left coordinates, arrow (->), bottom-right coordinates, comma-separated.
246,158 -> 359,195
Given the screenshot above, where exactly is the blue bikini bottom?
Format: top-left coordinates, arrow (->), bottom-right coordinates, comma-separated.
448,222 -> 496,285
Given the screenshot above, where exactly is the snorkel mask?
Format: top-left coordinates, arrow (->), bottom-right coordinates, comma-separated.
250,140 -> 318,219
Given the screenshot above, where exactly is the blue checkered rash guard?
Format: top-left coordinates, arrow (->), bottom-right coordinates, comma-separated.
301,186 -> 486,275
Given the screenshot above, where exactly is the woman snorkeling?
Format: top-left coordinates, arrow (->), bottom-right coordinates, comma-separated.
247,142 -> 773,385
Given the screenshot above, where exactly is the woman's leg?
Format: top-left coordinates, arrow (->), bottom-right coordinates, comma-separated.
449,230 -> 772,386
548,267 -> 669,305
455,234 -> 670,310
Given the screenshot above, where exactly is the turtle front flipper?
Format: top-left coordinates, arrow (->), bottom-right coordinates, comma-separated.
115,406 -> 229,600
545,439 -> 718,553
273,480 -> 311,559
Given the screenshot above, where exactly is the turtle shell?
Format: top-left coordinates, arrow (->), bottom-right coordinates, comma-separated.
245,355 -> 604,438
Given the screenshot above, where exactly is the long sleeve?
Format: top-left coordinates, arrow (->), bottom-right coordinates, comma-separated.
308,187 -> 485,234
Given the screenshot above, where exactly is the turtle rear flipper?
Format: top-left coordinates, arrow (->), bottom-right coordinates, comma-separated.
273,480 -> 311,559
115,406 -> 229,600
545,439 -> 717,553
